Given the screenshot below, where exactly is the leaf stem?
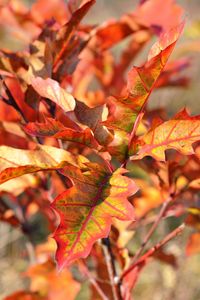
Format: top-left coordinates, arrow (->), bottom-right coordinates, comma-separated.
102,237 -> 123,300
25,239 -> 36,265
78,260 -> 109,300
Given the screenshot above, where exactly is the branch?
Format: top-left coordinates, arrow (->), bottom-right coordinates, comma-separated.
78,260 -> 109,300
101,237 -> 123,300
25,240 -> 36,265
121,224 -> 185,280
130,195 -> 172,265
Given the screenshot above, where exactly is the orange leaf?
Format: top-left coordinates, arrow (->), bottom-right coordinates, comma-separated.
26,259 -> 80,300
0,145 -> 87,184
186,232 -> 200,256
25,118 -> 99,148
31,77 -> 75,112
103,23 -> 184,133
52,163 -> 138,268
132,109 -> 200,161
4,291 -> 44,300
134,0 -> 184,31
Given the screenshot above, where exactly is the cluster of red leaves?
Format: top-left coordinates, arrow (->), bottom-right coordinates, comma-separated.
0,0 -> 200,299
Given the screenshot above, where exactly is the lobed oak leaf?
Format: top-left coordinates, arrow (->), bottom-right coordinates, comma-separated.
31,77 -> 75,112
51,163 -> 138,268
25,118 -> 99,148
103,23 -> 184,133
131,110 -> 200,161
0,145 -> 87,184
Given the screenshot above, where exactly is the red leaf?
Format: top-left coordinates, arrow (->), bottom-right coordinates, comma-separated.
52,163 -> 138,268
132,109 -> 200,161
134,0 -> 184,31
103,23 -> 184,133
25,118 -> 99,148
186,232 -> 200,256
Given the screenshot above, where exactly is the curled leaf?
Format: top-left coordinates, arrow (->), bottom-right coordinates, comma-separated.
0,145 -> 87,184
31,77 -> 75,112
25,118 -> 99,148
103,23 -> 184,133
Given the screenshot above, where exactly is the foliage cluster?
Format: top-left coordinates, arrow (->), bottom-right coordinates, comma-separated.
0,1 -> 200,299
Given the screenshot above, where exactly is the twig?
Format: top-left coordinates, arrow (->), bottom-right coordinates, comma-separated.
130,195 -> 172,265
101,237 -> 123,300
78,260 -> 109,300
25,239 -> 36,265
121,224 -> 185,280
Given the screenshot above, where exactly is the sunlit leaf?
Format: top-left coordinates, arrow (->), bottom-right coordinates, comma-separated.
134,0 -> 184,31
103,23 -> 184,133
132,110 -> 200,161
26,259 -> 81,300
52,163 -> 138,268
0,145 -> 87,184
31,77 -> 76,112
25,118 -> 99,148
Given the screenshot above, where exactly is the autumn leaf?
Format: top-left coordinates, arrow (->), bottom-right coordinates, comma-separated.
0,145 -> 87,184
188,178 -> 200,190
131,109 -> 200,161
94,16 -> 144,51
51,163 -> 138,268
4,291 -> 44,300
53,0 -> 95,70
134,0 -> 184,31
0,192 -> 19,226
103,23 -> 184,133
31,77 -> 75,112
26,259 -> 80,300
31,0 -> 69,25
75,100 -> 112,145
25,118 -> 99,148
132,180 -> 164,218
186,232 -> 200,256
0,121 -> 28,148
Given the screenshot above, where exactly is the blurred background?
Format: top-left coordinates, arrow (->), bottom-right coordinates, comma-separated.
0,1 -> 200,300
